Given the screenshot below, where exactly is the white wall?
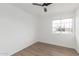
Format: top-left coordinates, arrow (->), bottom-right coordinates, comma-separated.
38,12 -> 76,49
0,3 -> 77,56
0,4 -> 37,55
75,8 -> 79,53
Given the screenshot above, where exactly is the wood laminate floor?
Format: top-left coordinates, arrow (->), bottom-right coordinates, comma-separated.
12,42 -> 79,56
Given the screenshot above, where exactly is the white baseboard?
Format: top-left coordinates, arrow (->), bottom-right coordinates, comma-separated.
38,41 -> 75,49
9,40 -> 38,56
0,50 -> 9,56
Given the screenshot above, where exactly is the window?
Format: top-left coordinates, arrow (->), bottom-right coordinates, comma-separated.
52,18 -> 72,33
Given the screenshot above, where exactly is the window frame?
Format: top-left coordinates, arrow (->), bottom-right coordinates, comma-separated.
52,18 -> 73,34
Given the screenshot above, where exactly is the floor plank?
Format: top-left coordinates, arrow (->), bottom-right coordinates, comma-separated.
12,42 -> 79,56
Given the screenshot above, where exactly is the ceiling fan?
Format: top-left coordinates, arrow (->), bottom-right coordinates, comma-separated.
32,3 -> 52,12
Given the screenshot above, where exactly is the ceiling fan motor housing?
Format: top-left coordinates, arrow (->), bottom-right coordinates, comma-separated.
32,3 -> 52,12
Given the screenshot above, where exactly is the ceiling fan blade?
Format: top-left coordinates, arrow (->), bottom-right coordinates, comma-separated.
42,3 -> 52,6
47,3 -> 52,5
44,8 -> 47,12
32,3 -> 42,6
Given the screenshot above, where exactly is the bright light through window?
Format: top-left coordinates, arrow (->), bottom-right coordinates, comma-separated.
52,18 -> 72,33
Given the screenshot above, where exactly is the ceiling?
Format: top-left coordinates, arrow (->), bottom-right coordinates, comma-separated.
11,3 -> 79,17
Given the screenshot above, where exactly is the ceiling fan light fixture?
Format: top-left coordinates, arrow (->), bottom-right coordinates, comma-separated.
32,3 -> 53,12
44,7 -> 47,12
